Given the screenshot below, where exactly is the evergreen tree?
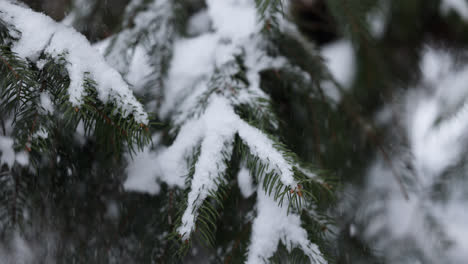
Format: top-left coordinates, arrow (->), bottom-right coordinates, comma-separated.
2,0 -> 468,263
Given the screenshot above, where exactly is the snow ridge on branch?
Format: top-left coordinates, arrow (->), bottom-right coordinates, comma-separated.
0,1 -> 148,124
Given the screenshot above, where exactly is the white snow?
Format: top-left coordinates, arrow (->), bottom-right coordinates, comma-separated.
92,38 -> 110,56
237,121 -> 295,185
349,224 -> 357,237
0,232 -> 34,264
0,136 -> 15,167
320,40 -> 356,102
434,194 -> 468,262
174,97 -> 296,238
409,98 -> 468,179
124,146 -> 162,195
40,92 -> 54,114
0,1 -> 148,124
441,0 -> 468,20
125,134 -> 174,194
103,0 -> 174,93
15,151 -> 28,166
322,40 -> 355,85
35,59 -> 47,70
0,133 -> 30,168
125,45 -> 154,92
62,0 -> 95,27
407,48 -> 468,179
0,0 -> 328,261
247,188 -> 326,264
238,165 -> 255,198
160,0 -> 287,120
160,34 -> 218,117
420,48 -> 453,85
177,98 -> 236,237
367,2 -> 388,38
358,47 -> 468,262
118,0 -> 319,258
74,121 -> 86,146
32,128 -> 49,140
206,0 -> 258,40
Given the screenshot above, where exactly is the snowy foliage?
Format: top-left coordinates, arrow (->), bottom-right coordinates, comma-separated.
441,0 -> 468,20
353,48 -> 468,263
0,2 -> 153,261
108,0 -> 331,262
10,0 -> 468,263
0,1 -> 148,124
320,39 -> 355,102
104,0 -> 176,102
247,188 -> 326,264
62,0 -> 95,27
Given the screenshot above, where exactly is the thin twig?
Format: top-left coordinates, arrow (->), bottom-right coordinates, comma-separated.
1,118 -> 6,136
343,102 -> 409,200
0,54 -> 20,80
224,221 -> 252,264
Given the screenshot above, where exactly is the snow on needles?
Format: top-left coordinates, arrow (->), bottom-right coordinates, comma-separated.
174,96 -> 295,238
320,39 -> 356,102
408,48 -> 468,183
105,0 -> 174,76
0,136 -> 15,168
0,1 -> 148,124
247,188 -> 326,264
121,0 -> 325,261
356,48 -> 468,262
158,0 -> 301,239
0,135 -> 29,168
